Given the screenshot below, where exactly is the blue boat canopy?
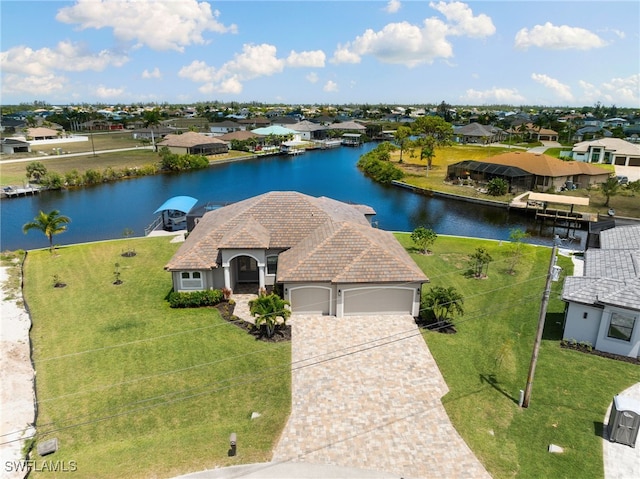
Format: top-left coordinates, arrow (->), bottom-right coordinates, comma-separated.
154,196 -> 198,214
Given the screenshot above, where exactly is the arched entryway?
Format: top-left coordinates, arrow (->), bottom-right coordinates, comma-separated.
223,253 -> 266,293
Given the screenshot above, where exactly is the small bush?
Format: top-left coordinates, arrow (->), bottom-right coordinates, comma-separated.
168,289 -> 224,308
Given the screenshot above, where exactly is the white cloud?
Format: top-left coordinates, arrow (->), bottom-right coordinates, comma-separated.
181,44 -> 285,94
56,0 -> 237,52
323,80 -> 338,92
592,74 -> 639,105
1,73 -> 67,96
531,73 -> 574,101
142,67 -> 161,79
331,2 -> 493,67
461,87 -> 526,104
0,41 -> 128,75
385,0 -> 401,14
515,22 -> 607,50
306,72 -> 319,84
429,1 -> 496,37
219,43 -> 284,80
95,85 -> 125,98
178,60 -> 216,83
286,50 -> 326,68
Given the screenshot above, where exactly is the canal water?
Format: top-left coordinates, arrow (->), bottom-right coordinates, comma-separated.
1,144 -> 569,251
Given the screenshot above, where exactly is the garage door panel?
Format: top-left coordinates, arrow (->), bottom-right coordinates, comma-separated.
344,288 -> 414,315
291,287 -> 330,315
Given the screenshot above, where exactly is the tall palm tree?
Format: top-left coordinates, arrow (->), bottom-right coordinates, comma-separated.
23,210 -> 71,253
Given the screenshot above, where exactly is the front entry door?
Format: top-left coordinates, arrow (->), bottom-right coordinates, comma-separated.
237,256 -> 258,283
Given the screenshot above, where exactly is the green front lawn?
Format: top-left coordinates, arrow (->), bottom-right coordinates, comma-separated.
396,234 -> 638,478
25,237 -> 290,479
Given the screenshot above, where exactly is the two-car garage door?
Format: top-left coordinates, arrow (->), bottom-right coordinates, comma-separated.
343,287 -> 415,316
290,286 -> 415,316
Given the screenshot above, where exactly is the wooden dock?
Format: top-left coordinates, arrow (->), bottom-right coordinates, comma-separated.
2,186 -> 40,198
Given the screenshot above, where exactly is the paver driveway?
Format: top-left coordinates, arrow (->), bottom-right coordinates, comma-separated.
272,315 -> 491,479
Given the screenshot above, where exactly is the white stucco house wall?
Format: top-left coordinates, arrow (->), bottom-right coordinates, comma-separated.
165,191 -> 428,317
562,225 -> 640,358
572,138 -> 640,167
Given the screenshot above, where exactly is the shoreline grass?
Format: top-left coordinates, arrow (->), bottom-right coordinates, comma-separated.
396,234 -> 638,478
25,236 -> 291,478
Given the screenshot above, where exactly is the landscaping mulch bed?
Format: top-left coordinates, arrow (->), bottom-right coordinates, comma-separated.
560,342 -> 640,365
215,301 -> 291,342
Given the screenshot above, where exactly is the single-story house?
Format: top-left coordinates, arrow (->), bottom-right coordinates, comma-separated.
290,120 -> 328,140
1,138 -> 31,154
562,225 -> 640,358
26,127 -> 60,140
165,191 -> 428,317
572,138 -> 640,167
453,122 -> 507,144
156,132 -> 229,156
447,151 -> 610,192
210,120 -> 245,136
327,120 -> 367,132
130,126 -> 175,141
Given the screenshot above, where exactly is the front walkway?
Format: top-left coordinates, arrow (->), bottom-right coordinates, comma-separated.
272,314 -> 490,478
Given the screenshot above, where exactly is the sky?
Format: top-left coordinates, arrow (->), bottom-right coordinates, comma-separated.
1,0 -> 639,108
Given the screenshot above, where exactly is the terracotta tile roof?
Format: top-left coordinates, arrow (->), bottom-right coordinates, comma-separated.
277,222 -> 428,283
165,191 -> 426,284
165,191 -> 372,271
157,131 -> 227,148
482,151 -> 608,178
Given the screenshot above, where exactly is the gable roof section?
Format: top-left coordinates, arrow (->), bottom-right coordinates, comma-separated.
599,278 -> 640,311
481,151 -> 609,178
600,225 -> 640,250
218,219 -> 271,249
165,191 -> 373,271
276,221 -> 427,283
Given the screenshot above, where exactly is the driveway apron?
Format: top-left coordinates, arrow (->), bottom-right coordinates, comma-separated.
272,315 -> 491,479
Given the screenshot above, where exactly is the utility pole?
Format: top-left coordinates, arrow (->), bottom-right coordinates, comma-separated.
522,238 -> 559,408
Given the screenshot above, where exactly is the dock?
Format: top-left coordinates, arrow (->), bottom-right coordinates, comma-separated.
2,186 -> 41,198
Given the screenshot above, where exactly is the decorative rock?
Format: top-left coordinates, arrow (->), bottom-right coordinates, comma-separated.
37,438 -> 58,456
548,444 -> 564,454
251,412 -> 261,420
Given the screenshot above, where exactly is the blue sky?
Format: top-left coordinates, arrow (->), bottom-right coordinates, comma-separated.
1,0 -> 639,107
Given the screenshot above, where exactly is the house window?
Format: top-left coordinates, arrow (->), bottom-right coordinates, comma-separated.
607,313 -> 635,342
180,271 -> 203,289
267,255 -> 278,275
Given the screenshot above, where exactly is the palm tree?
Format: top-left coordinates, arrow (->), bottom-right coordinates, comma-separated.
23,210 -> 71,253
249,293 -> 291,338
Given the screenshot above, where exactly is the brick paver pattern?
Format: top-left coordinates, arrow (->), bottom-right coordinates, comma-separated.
272,315 -> 491,479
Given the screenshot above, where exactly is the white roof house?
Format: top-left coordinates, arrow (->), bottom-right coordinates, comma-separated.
572,138 -> 640,167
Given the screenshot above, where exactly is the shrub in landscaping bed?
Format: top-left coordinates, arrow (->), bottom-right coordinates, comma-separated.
168,289 -> 224,308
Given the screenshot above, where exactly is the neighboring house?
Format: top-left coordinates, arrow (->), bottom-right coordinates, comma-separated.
572,138 -> 640,167
210,120 -> 244,136
156,132 -> 229,155
562,225 -> 640,358
26,127 -> 60,140
572,126 -> 612,142
1,138 -> 31,154
453,122 -> 506,144
515,123 -> 559,141
165,191 -> 428,317
238,117 -> 271,129
290,120 -> 327,140
447,151 -> 610,192
130,126 -> 175,141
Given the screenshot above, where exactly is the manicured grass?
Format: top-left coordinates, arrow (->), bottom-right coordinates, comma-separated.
24,237 -> 290,479
396,234 -> 638,479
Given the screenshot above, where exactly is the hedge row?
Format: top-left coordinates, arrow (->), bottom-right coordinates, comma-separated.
168,289 -> 224,308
